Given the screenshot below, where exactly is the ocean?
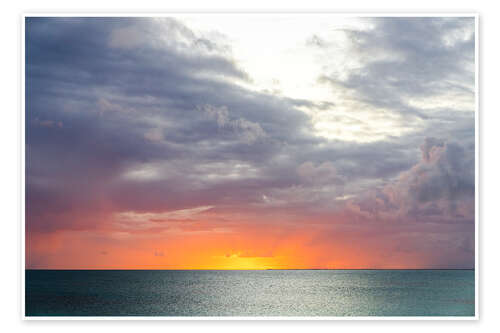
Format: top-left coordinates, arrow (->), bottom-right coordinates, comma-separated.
25,269 -> 475,317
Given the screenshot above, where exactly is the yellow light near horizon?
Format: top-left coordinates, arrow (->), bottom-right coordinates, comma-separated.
205,254 -> 278,270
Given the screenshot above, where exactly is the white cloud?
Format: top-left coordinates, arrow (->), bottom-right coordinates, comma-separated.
114,206 -> 214,229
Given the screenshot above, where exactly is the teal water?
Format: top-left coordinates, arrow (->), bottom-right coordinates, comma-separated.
25,269 -> 475,317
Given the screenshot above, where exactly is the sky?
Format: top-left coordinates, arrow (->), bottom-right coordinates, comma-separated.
25,16 -> 476,269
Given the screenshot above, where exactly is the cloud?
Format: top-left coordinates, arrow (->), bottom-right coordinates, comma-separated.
311,17 -> 475,144
97,98 -> 135,113
25,17 -> 475,269
297,161 -> 343,186
109,25 -> 146,49
201,104 -> 267,144
144,127 -> 164,142
395,139 -> 474,211
420,137 -> 445,162
116,206 -> 214,223
319,18 -> 475,120
344,138 -> 474,225
32,118 -> 63,128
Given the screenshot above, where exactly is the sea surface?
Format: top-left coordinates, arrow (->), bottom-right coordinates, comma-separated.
25,269 -> 475,317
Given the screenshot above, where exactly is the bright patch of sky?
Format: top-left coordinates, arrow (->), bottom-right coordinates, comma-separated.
179,15 -> 398,142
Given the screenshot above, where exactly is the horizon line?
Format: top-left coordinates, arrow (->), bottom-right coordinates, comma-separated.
25,268 -> 475,271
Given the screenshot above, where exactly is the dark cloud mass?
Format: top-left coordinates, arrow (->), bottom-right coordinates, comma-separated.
25,17 -> 475,268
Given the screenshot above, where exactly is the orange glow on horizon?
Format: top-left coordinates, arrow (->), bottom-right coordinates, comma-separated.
26,218 -> 433,270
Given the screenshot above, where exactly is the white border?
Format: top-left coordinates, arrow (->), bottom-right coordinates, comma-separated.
20,12 -> 479,321
20,11 -> 26,321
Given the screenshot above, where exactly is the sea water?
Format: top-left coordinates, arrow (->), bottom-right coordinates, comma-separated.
25,269 -> 475,317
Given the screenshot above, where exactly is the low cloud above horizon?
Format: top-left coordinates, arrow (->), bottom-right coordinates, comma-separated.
25,16 -> 475,269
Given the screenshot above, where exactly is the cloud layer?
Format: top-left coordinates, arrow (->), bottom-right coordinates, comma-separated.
25,16 -> 475,269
